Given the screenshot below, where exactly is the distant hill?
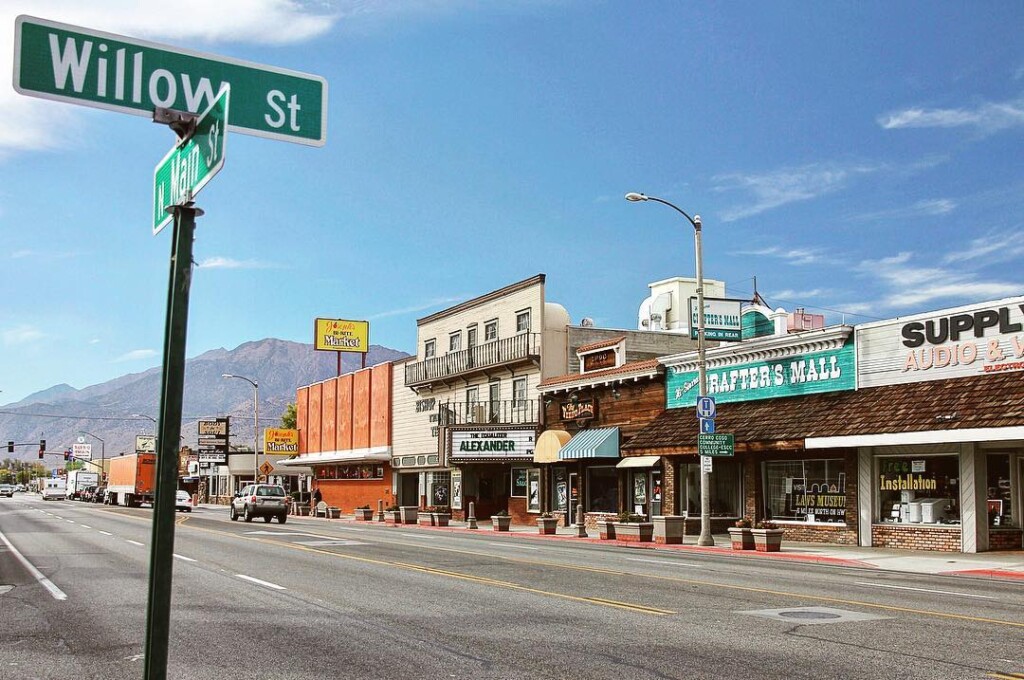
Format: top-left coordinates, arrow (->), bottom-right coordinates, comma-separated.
0,339 -> 409,463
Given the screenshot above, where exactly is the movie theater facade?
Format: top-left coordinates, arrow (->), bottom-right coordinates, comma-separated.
625,296 -> 1024,552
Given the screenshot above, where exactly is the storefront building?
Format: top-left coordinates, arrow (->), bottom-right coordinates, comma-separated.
283,362 -> 394,511
392,275 -> 570,523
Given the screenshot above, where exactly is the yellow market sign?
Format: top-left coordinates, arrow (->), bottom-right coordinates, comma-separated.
263,428 -> 298,454
314,318 -> 369,353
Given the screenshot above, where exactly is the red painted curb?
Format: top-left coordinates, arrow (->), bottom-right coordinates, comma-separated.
944,568 -> 1024,581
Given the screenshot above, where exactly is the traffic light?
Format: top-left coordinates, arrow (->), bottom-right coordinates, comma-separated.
7,441 -> 13,453
64,449 -> 70,461
40,439 -> 46,452
38,448 -> 43,460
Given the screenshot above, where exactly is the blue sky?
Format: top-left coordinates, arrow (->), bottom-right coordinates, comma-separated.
1,0 -> 1022,404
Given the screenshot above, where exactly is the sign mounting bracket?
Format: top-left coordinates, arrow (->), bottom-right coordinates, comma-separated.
153,107 -> 198,143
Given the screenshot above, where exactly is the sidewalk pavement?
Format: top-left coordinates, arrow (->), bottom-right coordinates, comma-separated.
199,504 -> 1024,582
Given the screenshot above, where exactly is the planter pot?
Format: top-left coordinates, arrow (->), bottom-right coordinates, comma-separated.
491,515 -> 511,532
327,507 -> 341,519
537,517 -> 559,535
728,527 -> 755,550
613,522 -> 654,543
354,508 -> 373,521
418,514 -> 435,526
399,506 -> 418,524
653,515 -> 684,545
598,520 -> 616,540
433,513 -> 451,527
384,510 -> 402,526
752,528 -> 784,552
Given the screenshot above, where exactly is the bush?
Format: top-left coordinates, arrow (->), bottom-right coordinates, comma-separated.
755,520 -> 779,530
493,509 -> 509,517
734,517 -> 752,528
616,512 -> 646,523
426,505 -> 450,514
385,504 -> 399,512
356,504 -> 371,510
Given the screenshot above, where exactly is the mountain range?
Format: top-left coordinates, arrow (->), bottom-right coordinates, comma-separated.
0,339 -> 408,464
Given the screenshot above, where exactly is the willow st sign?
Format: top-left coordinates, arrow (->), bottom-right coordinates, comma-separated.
13,15 -> 327,146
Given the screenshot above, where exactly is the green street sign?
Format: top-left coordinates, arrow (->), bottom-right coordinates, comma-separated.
698,433 -> 734,457
13,15 -> 326,146
153,86 -> 229,234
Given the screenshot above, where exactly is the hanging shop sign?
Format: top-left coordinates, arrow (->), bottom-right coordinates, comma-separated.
667,342 -> 855,408
689,297 -> 743,341
448,426 -> 536,462
857,297 -> 1024,388
561,398 -> 597,422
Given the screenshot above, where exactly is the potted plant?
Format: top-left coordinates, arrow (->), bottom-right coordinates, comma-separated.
384,504 -> 402,526
536,512 -> 559,535
491,509 -> 511,532
652,515 -> 685,544
751,520 -> 784,552
354,505 -> 373,521
399,505 -> 418,525
420,505 -> 451,526
597,514 -> 617,540
728,517 -> 755,550
613,512 -> 654,543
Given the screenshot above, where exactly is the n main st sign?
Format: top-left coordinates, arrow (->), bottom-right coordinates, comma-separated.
13,15 -> 327,146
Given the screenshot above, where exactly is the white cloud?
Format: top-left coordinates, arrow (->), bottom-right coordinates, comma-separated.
112,348 -> 158,363
769,288 -> 828,301
943,230 -> 1024,264
855,252 -> 1020,308
852,198 -> 957,222
2,324 -> 45,345
738,245 -> 828,266
714,163 -> 876,222
1,1 -> 340,158
196,256 -> 277,269
878,98 -> 1024,134
367,295 -> 470,320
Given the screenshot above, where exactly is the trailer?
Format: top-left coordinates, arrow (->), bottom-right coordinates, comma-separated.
105,453 -> 156,507
42,478 -> 66,500
66,469 -> 99,500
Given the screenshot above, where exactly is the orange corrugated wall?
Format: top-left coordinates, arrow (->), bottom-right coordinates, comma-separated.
337,373 -> 353,451
308,382 -> 322,453
352,368 -> 371,449
370,363 -> 392,447
296,386 -> 309,454
321,377 -> 337,453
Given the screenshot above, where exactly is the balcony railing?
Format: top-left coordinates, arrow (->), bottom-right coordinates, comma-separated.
437,399 -> 539,426
405,333 -> 540,386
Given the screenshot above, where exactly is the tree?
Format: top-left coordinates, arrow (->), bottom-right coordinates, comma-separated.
66,460 -> 84,472
280,402 -> 297,429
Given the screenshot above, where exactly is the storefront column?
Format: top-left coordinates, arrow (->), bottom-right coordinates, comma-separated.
960,443 -> 985,553
857,447 -> 873,548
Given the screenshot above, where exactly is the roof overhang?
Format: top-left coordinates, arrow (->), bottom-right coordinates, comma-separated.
806,427 -> 1024,449
277,447 -> 391,466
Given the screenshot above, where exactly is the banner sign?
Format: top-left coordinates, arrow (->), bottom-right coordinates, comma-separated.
667,342 -> 855,408
314,318 -> 369,353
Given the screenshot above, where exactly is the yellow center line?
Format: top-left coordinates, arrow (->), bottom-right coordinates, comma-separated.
988,674 -> 1024,680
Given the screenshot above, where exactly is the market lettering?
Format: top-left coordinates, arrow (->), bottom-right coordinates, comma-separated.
322,335 -> 362,348
265,442 -> 298,453
901,305 -> 1024,348
878,474 -> 938,491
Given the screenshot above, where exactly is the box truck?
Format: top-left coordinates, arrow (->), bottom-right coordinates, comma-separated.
105,453 -> 156,507
66,469 -> 100,500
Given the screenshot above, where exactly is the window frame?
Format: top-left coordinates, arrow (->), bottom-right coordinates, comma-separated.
424,339 -> 436,359
449,331 -> 462,352
484,319 -> 498,342
515,309 -> 531,334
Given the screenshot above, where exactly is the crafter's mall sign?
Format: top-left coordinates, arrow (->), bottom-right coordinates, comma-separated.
857,298 -> 1024,388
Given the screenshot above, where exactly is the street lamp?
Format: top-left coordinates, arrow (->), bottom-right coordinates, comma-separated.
133,413 -> 158,429
77,430 -> 106,483
625,191 -> 715,547
222,374 -> 259,487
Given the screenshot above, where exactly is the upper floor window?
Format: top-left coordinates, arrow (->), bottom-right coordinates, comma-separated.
516,310 -> 531,334
467,325 -> 478,349
449,332 -> 462,352
484,319 -> 498,342
424,339 -> 436,359
512,378 -> 528,406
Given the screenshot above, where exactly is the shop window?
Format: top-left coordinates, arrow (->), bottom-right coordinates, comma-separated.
680,459 -> 740,517
763,459 -> 846,523
876,455 -> 960,525
587,466 -> 619,513
527,469 -> 541,512
987,453 -> 1013,527
511,467 -> 528,497
427,471 -> 451,506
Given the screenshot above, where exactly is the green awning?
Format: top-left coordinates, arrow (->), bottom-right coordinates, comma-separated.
558,427 -> 620,460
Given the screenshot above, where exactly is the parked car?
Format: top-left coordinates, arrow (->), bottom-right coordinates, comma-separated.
175,490 -> 193,512
230,484 -> 288,523
0,484 -> 13,498
92,486 -> 106,504
80,485 -> 97,502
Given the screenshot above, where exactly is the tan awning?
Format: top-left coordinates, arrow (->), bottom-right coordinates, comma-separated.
616,455 -> 661,469
534,429 -> 571,463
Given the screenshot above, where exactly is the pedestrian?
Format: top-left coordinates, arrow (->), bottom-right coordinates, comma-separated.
313,486 -> 323,508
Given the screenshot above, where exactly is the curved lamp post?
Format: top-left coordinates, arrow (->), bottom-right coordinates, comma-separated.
222,373 -> 260,486
77,430 -> 106,482
625,191 -> 714,547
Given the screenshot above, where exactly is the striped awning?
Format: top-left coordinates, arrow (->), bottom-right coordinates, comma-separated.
558,427 -> 620,460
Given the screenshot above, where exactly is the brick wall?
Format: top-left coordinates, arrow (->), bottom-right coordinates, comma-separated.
318,476 -> 394,514
779,523 -> 858,545
989,528 -> 1023,550
872,524 -> 962,552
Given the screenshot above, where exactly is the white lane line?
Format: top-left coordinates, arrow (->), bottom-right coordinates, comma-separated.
400,533 -> 433,539
628,557 -> 704,568
0,529 -> 67,601
80,525 -> 91,529
236,574 -> 286,590
489,543 -> 539,551
854,581 -> 995,600
126,540 -> 144,547
65,519 -> 75,524
98,531 -> 113,536
173,554 -> 196,562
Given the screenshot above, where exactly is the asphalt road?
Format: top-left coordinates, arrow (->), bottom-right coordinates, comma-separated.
1,494 -> 1022,680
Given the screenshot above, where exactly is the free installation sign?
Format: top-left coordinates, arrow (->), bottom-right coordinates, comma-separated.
13,15 -> 327,146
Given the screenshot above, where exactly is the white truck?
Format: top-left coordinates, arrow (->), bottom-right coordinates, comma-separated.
67,469 -> 99,500
42,478 -> 66,501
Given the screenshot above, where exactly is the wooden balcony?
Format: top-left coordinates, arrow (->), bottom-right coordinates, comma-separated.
436,399 -> 539,426
405,333 -> 540,387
